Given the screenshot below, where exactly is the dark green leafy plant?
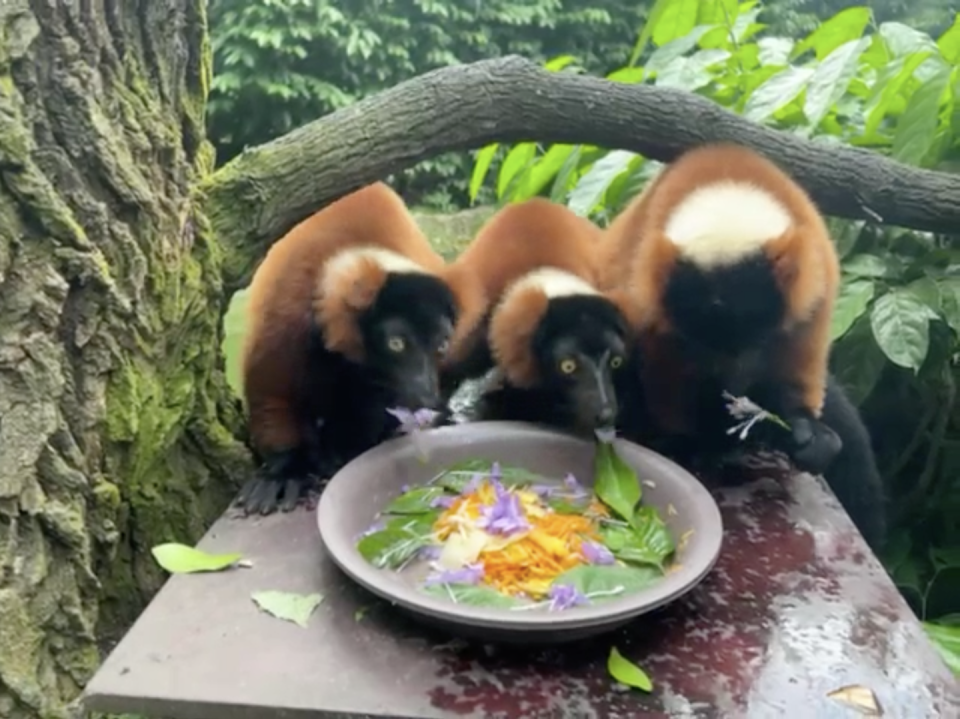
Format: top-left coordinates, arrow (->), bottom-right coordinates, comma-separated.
471,2 -> 960,673
206,0 -> 644,208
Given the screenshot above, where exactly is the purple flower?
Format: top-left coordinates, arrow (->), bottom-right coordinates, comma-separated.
530,484 -> 557,498
595,427 -> 617,444
478,483 -> 531,536
580,540 -> 616,565
547,584 -> 589,611
400,484 -> 411,494
424,563 -> 485,586
418,545 -> 442,561
461,472 -> 484,496
490,462 -> 502,482
563,473 -> 589,498
430,494 -> 456,509
386,407 -> 440,433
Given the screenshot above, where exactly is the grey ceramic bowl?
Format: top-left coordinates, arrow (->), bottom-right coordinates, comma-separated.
317,421 -> 723,644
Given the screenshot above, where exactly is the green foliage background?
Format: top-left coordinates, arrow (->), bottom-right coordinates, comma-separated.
209,0 -> 960,673
208,0 -> 644,209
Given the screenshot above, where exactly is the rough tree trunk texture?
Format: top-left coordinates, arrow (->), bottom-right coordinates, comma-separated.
204,56 -> 960,294
0,2 -> 248,717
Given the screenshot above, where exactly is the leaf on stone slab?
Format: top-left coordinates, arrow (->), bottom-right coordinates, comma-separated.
826,684 -> 883,716
151,543 -> 243,574
607,646 -> 653,692
251,590 -> 324,628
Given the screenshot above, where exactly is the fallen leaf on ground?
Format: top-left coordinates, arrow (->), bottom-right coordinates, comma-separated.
826,684 -> 882,716
251,590 -> 324,628
151,543 -> 243,574
607,646 -> 653,692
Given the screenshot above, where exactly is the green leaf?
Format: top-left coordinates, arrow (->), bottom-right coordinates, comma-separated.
151,543 -> 242,574
607,67 -> 646,84
864,51 -> 933,137
356,514 -> 437,569
831,279 -> 875,340
608,646 -> 654,692
629,0 -> 674,65
512,144 -> 576,201
552,564 -> 662,599
251,591 -> 324,628
757,37 -> 795,66
651,0 -> 700,49
550,145 -> 584,203
647,25 -> 718,74
544,55 -> 578,72
831,315 -> 888,405
930,547 -> 960,570
826,217 -> 865,258
879,22 -> 938,58
923,622 -> 960,675
545,494 -> 592,515
593,441 -> 641,521
892,66 -> 952,166
469,144 -> 498,203
568,150 -> 636,217
936,277 -> 960,335
937,14 -> 960,64
804,37 -> 870,129
599,521 -> 671,569
497,143 -> 537,200
421,582 -> 522,608
842,253 -> 896,279
869,288 -> 939,371
906,277 -> 942,313
629,506 -> 676,567
743,66 -> 814,123
383,486 -> 445,515
793,7 -> 871,61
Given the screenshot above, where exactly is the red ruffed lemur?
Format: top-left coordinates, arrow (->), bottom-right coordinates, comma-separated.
440,198 -> 638,437
237,182 -> 464,515
603,143 -> 887,550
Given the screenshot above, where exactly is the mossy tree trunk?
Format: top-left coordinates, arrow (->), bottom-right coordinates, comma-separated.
0,2 -> 249,716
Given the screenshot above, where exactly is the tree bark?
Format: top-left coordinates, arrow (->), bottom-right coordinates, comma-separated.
203,55 -> 960,294
0,1 -> 248,716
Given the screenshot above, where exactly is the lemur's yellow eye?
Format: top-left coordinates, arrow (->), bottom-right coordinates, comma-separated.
610,355 -> 623,369
559,358 -> 578,375
387,336 -> 405,353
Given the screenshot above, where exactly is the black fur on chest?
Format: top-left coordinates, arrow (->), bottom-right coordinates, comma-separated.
663,251 -> 785,358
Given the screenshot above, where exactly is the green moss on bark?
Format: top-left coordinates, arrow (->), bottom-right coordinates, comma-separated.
0,1 -> 251,716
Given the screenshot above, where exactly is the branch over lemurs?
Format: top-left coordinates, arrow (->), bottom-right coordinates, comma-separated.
201,55 -> 960,293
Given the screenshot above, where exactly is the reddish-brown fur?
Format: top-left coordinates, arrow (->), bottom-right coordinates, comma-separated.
444,198 -> 636,385
241,182 -> 448,455
604,143 -> 840,436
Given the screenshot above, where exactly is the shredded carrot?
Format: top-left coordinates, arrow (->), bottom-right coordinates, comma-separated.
431,480 -> 605,600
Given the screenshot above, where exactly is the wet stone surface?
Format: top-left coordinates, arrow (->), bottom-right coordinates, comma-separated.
84,421 -> 959,719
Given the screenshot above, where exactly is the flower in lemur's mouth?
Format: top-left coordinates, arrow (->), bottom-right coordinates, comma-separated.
386,407 -> 441,461
722,391 -> 791,440
387,407 -> 440,432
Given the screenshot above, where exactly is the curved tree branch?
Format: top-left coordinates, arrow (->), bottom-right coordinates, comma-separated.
201,55 -> 960,293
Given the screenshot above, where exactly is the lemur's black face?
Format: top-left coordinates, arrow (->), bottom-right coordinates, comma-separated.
663,253 -> 786,355
361,273 -> 457,410
532,296 -> 629,435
